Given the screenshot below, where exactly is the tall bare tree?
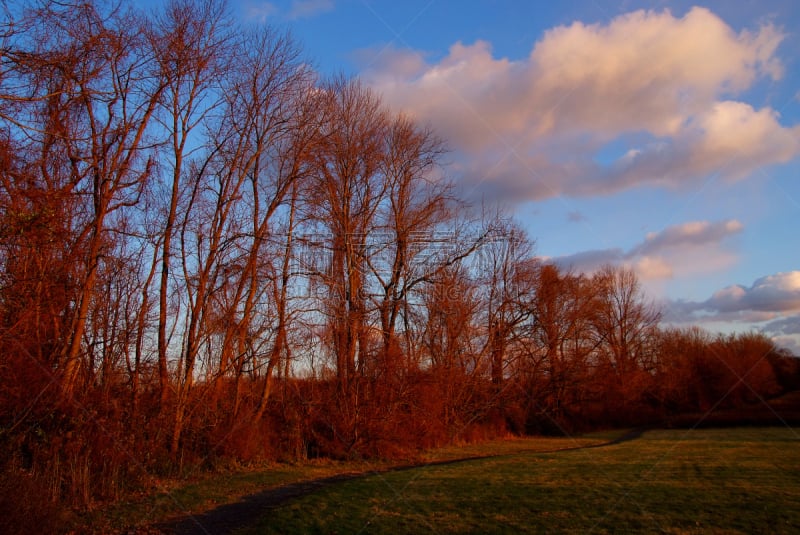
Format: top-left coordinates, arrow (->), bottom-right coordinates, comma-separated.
521,264 -> 602,421
368,115 -> 449,374
478,221 -> 535,387
150,0 -> 231,407
593,265 -> 661,375
307,77 -> 387,393
591,265 -> 661,412
1,1 -> 164,398
201,27 -> 316,420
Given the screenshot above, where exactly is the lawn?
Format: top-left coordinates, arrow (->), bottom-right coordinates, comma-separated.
236,427 -> 800,534
82,434 -> 603,533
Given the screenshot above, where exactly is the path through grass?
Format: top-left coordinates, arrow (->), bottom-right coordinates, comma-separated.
85,435 -> 603,532
237,428 -> 800,534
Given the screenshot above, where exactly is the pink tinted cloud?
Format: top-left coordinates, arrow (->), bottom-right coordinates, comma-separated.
361,7 -> 796,202
707,272 -> 800,313
552,219 -> 742,281
667,272 -> 800,321
666,272 -> 800,353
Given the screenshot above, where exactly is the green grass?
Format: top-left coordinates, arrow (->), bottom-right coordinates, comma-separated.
80,435 -> 603,533
78,459 -> 391,532
236,428 -> 800,534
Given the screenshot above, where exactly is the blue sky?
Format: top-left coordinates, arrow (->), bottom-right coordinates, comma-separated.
146,0 -> 800,352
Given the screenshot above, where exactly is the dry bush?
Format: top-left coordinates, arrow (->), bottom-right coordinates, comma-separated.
0,465 -> 67,535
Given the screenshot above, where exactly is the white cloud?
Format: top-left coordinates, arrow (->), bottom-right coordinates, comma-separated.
666,272 -> 800,354
245,0 -> 332,24
353,45 -> 428,79
288,0 -> 333,19
764,315 -> 800,336
770,334 -> 800,355
553,247 -> 626,274
632,220 -> 743,257
361,7 -> 797,202
666,272 -> 800,321
708,284 -> 750,312
552,219 -> 742,281
634,256 -> 674,280
706,272 -> 800,313
245,1 -> 277,22
763,314 -> 800,355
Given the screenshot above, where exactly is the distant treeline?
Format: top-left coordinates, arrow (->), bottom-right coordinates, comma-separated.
1,0 -> 797,528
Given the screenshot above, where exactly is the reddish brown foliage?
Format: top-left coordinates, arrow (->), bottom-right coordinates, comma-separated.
1,3 -> 799,533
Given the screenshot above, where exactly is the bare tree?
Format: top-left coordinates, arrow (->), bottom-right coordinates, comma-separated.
202,27 -> 317,420
419,262 -> 484,428
368,115 -> 449,374
521,264 -> 602,422
593,265 -> 661,375
478,220 -> 535,387
306,77 -> 387,393
1,0 -> 164,398
591,265 -> 661,412
150,0 -> 231,408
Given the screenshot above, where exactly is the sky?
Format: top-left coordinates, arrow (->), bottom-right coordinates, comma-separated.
144,0 -> 800,353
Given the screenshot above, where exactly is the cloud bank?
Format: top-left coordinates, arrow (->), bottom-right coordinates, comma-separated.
697,272 -> 800,315
665,271 -> 800,354
552,219 -> 743,281
548,220 -> 799,353
244,0 -> 333,22
361,7 -> 799,201
288,0 -> 333,20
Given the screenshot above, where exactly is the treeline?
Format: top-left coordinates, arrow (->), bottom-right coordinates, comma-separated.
0,0 -> 797,522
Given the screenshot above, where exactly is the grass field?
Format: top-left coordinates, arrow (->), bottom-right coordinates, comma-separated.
234,428 -> 800,534
83,435 -> 604,532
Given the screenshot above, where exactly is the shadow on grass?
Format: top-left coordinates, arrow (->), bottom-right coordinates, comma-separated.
153,429 -> 646,534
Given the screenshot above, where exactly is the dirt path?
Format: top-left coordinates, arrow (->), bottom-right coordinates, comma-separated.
151,429 -> 646,534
